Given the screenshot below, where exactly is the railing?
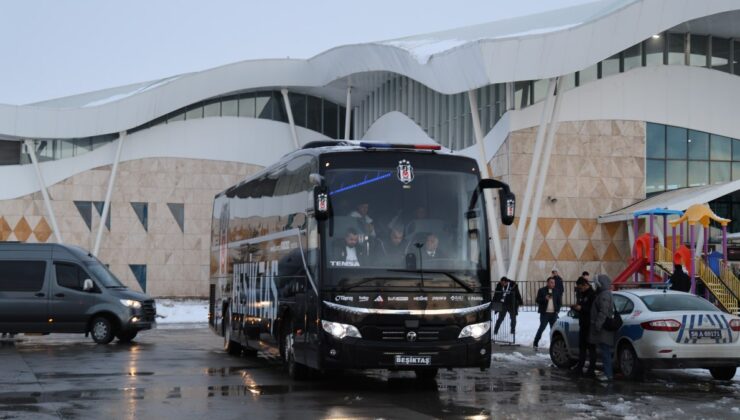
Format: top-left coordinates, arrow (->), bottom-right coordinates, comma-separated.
694,257 -> 740,314
513,280 -> 578,312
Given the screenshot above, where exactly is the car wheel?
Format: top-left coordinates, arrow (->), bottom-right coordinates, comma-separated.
223,315 -> 242,356
116,331 -> 138,343
709,367 -> 736,380
549,334 -> 576,368
90,317 -> 115,345
414,368 -> 439,381
618,342 -> 644,380
281,318 -> 310,380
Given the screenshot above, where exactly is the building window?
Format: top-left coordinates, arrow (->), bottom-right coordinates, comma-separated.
647,123 -> 740,195
667,33 -> 686,65
711,37 -> 731,73
644,34 -> 665,66
689,34 -> 709,67
623,44 -> 641,72
601,53 -> 621,77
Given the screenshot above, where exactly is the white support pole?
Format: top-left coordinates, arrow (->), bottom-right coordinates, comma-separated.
627,222 -> 635,253
467,89 -> 506,280
518,77 -> 563,284
506,78 -> 557,281
280,88 -> 300,149
25,139 -> 63,244
93,132 -> 125,256
344,86 -> 352,140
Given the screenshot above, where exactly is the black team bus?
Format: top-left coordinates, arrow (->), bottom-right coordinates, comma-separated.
209,141 -> 515,379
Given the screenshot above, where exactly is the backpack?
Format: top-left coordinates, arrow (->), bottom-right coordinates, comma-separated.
603,306 -> 623,331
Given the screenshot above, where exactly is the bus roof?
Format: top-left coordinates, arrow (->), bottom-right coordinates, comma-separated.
215,141 -> 470,199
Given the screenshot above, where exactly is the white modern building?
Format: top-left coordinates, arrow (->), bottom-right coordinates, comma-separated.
2,0 -> 740,296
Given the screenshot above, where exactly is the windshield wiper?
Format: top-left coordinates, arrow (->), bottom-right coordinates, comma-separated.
106,285 -> 127,289
388,269 -> 474,293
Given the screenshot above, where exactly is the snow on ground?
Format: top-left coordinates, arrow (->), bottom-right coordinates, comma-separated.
156,299 -> 208,324
493,310 -> 558,348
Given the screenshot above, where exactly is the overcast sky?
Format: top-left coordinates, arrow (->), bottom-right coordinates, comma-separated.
1,0 -> 598,105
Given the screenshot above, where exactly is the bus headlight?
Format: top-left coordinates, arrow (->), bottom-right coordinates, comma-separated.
458,321 -> 490,339
120,299 -> 142,309
321,320 -> 362,339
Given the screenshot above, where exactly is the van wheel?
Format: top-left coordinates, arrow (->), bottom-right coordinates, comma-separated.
116,331 -> 138,343
90,317 -> 115,344
618,342 -> 644,380
281,318 -> 310,380
709,367 -> 736,380
549,334 -> 576,368
223,317 -> 241,356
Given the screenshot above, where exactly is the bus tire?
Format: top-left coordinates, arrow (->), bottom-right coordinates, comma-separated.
223,317 -> 242,356
281,317 -> 310,380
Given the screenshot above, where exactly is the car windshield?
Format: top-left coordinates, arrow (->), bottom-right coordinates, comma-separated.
640,294 -> 720,312
85,262 -> 126,288
324,165 -> 486,272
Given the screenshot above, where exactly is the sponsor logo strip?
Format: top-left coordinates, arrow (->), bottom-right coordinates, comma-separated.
322,301 -> 490,315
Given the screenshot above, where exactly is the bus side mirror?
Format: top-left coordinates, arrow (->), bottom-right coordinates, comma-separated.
471,179 -> 516,226
313,185 -> 330,221
498,189 -> 515,226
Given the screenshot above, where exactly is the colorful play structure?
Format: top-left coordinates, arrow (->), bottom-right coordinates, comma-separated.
613,204 -> 740,315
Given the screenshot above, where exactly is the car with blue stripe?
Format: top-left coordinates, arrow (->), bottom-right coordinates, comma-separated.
549,289 -> 740,380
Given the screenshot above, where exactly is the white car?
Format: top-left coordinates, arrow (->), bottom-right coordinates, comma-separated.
549,289 -> 740,380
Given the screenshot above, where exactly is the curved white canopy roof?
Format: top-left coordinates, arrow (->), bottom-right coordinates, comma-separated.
599,179 -> 740,223
1,0 -> 738,139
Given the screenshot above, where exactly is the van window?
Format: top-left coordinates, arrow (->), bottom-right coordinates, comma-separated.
0,261 -> 46,292
55,262 -> 87,291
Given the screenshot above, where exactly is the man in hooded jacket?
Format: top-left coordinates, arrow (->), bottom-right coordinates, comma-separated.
589,274 -> 616,381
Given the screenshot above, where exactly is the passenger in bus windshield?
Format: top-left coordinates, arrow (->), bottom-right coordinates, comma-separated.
349,202 -> 376,237
332,228 -> 367,267
423,233 -> 446,259
385,226 -> 407,261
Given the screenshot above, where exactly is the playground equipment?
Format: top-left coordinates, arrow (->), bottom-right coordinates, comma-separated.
613,205 -> 740,314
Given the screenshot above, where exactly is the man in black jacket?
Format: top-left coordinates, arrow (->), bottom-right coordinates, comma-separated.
533,277 -> 563,349
669,264 -> 691,293
571,276 -> 597,375
492,277 -> 523,336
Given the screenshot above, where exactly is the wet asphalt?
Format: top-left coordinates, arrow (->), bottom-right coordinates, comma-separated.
0,326 -> 738,420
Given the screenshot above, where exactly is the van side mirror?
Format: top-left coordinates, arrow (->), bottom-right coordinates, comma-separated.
83,279 -> 94,292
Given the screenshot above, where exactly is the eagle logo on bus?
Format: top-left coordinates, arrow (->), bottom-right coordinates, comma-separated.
397,160 -> 414,184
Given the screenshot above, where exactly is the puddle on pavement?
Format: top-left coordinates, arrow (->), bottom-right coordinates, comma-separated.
36,371 -> 154,379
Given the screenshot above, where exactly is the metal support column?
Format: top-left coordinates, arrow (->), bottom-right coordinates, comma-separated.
25,139 -> 63,243
93,132 -> 125,256
690,224 -> 696,294
506,77 -> 556,281
280,89 -> 300,149
648,213 -> 654,283
344,86 -> 352,140
467,89 -> 506,280
518,77 -> 563,284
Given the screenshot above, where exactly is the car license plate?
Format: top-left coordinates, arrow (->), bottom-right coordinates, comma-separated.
689,329 -> 721,339
394,355 -> 431,366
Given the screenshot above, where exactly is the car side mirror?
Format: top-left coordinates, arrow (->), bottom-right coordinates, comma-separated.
83,279 -> 94,292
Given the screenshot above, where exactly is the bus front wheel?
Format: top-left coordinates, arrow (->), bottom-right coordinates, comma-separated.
281,318 -> 310,380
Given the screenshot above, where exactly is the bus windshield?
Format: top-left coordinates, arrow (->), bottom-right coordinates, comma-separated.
324,164 -> 487,273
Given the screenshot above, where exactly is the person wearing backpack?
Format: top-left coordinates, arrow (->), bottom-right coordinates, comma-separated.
589,274 -> 616,382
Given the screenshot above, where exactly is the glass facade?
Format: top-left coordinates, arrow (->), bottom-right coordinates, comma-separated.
20,134 -> 120,164
355,75 -> 507,150
129,90 -> 347,140
647,123 -> 740,195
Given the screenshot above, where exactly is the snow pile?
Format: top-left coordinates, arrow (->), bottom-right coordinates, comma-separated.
156,299 -> 208,324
